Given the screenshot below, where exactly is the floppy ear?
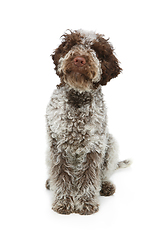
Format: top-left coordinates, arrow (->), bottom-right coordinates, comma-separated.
91,36 -> 122,85
51,30 -> 82,76
51,41 -> 66,76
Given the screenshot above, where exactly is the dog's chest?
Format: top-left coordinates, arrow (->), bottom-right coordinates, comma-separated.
65,89 -> 93,141
47,86 -> 107,155
65,102 -> 92,147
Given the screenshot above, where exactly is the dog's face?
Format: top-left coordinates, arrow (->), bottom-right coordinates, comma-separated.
51,30 -> 122,92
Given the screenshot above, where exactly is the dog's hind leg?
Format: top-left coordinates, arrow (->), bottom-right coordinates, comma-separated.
100,134 -> 131,196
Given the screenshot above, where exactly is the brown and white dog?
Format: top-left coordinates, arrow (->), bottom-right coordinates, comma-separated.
45,30 -> 131,215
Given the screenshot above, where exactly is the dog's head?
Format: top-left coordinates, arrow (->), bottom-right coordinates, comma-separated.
51,30 -> 122,92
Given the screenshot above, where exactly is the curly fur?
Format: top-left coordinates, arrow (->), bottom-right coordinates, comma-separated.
46,30 -> 131,215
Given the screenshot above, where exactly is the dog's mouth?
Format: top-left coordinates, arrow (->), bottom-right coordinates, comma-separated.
64,58 -> 96,80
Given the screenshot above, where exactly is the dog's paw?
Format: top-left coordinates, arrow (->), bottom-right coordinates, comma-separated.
52,197 -> 74,215
75,200 -> 99,215
52,204 -> 73,215
100,181 -> 116,196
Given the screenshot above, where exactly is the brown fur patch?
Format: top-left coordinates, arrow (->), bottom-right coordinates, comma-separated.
51,152 -> 75,214
52,196 -> 74,215
51,30 -> 82,75
76,152 -> 100,190
52,153 -> 73,191
45,179 -> 50,190
100,181 -> 116,196
91,35 -> 122,85
67,89 -> 92,108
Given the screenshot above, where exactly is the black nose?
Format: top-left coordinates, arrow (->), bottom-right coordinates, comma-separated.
74,56 -> 86,67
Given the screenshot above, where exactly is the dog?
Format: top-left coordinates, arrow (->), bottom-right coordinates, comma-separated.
45,30 -> 131,215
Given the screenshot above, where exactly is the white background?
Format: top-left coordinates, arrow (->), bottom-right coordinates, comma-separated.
0,0 -> 160,239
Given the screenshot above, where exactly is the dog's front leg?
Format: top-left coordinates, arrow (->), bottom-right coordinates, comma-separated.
74,151 -> 101,215
50,152 -> 75,215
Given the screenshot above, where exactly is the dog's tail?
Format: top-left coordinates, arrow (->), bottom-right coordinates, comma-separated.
116,159 -> 132,170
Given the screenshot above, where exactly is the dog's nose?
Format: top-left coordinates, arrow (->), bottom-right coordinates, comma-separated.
74,56 -> 86,67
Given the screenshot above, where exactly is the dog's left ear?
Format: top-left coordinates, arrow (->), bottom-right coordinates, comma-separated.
91,35 -> 122,85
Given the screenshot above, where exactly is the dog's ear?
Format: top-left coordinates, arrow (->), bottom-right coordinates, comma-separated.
51,41 -> 66,76
91,35 -> 122,85
51,30 -> 82,76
